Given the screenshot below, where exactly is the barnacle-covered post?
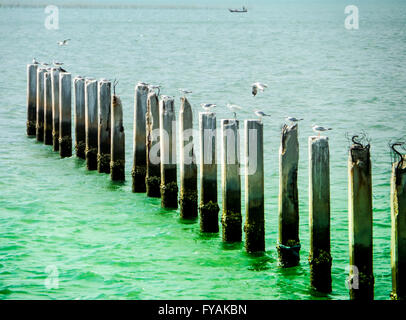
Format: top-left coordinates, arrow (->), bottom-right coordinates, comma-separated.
244,120 -> 265,252
390,152 -> 406,300
221,119 -> 241,241
277,124 -> 300,266
110,94 -> 125,181
132,83 -> 149,192
179,97 -> 198,219
199,112 -> 219,232
51,67 -> 60,151
26,63 -> 37,136
74,76 -> 86,159
348,142 -> 374,300
43,71 -> 53,145
146,92 -> 161,197
36,68 -> 46,142
159,96 -> 178,208
97,79 -> 111,173
58,72 -> 72,157
85,78 -> 98,170
309,136 -> 332,293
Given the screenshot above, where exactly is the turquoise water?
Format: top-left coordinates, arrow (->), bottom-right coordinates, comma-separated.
1,0 -> 406,299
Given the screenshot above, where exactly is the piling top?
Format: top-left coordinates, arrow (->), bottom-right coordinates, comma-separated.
309,136 -> 329,142
160,96 -> 175,113
99,78 -> 111,85
349,143 -> 370,164
85,78 -> 97,84
74,75 -> 84,81
135,82 -> 149,92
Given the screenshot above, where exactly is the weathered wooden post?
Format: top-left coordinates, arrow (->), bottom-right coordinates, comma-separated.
132,83 -> 148,192
244,120 -> 265,252
110,94 -> 125,181
85,79 -> 98,170
43,71 -> 53,145
159,96 -> 178,208
179,97 -> 198,219
277,124 -> 300,266
74,76 -> 86,159
36,68 -> 46,142
308,136 -> 332,293
146,92 -> 161,197
348,143 -> 374,300
390,155 -> 406,300
59,72 -> 72,158
27,63 -> 38,136
199,112 -> 219,232
221,119 -> 242,241
97,80 -> 111,173
51,67 -> 60,151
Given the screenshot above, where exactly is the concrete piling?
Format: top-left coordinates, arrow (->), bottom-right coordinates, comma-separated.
221,119 -> 242,242
51,68 -> 60,151
199,112 -> 219,233
26,64 -> 38,136
85,79 -> 98,170
36,68 -> 46,142
390,155 -> 406,300
179,97 -> 198,219
244,120 -> 265,252
74,76 -> 86,159
146,92 -> 161,197
110,94 -> 125,181
97,80 -> 111,173
308,136 -> 332,293
132,83 -> 149,192
58,72 -> 72,158
43,71 -> 53,145
159,96 -> 178,209
348,143 -> 374,300
277,124 -> 300,267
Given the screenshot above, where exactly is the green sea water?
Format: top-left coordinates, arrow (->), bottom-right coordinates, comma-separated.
0,0 -> 406,299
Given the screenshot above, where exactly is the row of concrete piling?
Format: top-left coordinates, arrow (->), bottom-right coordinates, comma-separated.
26,64 -> 405,300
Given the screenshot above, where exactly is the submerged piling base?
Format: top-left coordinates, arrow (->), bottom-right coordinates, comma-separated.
86,147 -> 97,170
132,166 -> 147,192
309,250 -> 332,293
97,153 -> 111,174
277,242 -> 301,267
199,201 -> 220,233
180,190 -> 198,220
59,136 -> 72,158
27,121 -> 36,136
160,181 -> 178,209
111,160 -> 125,181
76,141 -> 86,159
222,211 -> 242,242
146,175 -> 161,198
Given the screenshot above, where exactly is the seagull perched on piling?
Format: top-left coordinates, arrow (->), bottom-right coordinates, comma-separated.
252,82 -> 267,96
32,58 -> 39,65
53,60 -> 63,67
227,103 -> 242,118
178,88 -> 192,97
201,103 -> 216,112
255,110 -> 271,121
312,124 -> 332,136
286,116 -> 304,123
57,39 -> 71,46
41,62 -> 49,67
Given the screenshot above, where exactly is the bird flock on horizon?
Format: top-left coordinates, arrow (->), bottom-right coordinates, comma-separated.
31,38 -> 332,135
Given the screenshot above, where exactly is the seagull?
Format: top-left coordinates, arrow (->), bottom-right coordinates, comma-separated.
286,116 -> 304,123
179,88 -> 192,96
227,103 -> 242,118
255,110 -> 271,120
53,60 -> 63,66
312,124 -> 332,136
201,103 -> 216,112
137,82 -> 149,87
148,85 -> 161,96
41,62 -> 49,67
252,82 -> 267,96
32,58 -> 39,65
57,39 -> 71,46
161,95 -> 174,102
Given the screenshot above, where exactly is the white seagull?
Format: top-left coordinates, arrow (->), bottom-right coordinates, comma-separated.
252,82 -> 267,96
179,88 -> 192,96
53,60 -> 63,66
57,39 -> 71,46
32,58 -> 39,65
255,110 -> 271,120
41,62 -> 49,67
201,103 -> 216,111
227,103 -> 242,118
312,124 -> 332,136
286,116 -> 304,123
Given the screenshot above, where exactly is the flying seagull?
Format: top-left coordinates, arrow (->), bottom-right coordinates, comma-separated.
57,39 -> 71,46
286,116 -> 304,123
252,82 -> 267,96
201,103 -> 216,112
255,110 -> 271,120
312,124 -> 332,136
227,103 -> 242,118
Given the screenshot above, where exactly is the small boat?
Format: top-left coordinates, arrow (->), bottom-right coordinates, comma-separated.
229,6 -> 247,13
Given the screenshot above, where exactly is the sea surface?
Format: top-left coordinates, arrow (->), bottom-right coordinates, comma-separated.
0,0 -> 406,300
